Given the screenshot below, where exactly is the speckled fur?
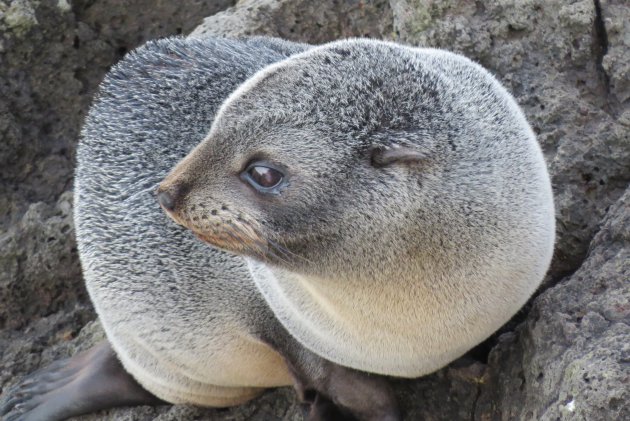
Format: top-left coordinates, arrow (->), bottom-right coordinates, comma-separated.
75,36 -> 310,406
160,39 -> 555,377
77,34 -> 554,410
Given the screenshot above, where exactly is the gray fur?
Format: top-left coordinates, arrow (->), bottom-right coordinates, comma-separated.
74,34 -> 554,411
160,39 -> 555,376
75,36 -> 309,405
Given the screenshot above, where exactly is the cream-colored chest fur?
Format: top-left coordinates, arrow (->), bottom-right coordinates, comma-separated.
248,227 -> 553,378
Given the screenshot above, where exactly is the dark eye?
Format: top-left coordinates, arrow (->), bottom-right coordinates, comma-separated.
241,164 -> 286,194
248,166 -> 283,188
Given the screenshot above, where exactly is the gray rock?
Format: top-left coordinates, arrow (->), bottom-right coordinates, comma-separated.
1,0 -> 628,420
0,191 -> 83,329
475,186 -> 629,421
601,0 -> 630,104
190,0 -> 393,43
0,0 -> 236,329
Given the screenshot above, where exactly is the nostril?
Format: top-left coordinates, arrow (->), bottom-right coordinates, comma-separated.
157,190 -> 176,211
157,182 -> 190,212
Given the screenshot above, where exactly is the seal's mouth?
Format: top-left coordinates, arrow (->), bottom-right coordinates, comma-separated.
156,188 -> 302,265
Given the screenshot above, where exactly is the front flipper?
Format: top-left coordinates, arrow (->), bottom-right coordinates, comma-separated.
293,357 -> 400,421
0,340 -> 164,421
300,391 -> 359,421
266,332 -> 401,421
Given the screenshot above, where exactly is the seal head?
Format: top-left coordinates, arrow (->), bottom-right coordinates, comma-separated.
158,39 -> 555,377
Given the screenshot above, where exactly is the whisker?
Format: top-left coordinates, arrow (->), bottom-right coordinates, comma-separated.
266,239 -> 300,263
223,225 -> 262,256
238,223 -> 298,265
225,221 -> 253,246
227,221 -> 288,264
238,221 -> 313,265
264,241 -> 293,265
270,238 -> 313,264
222,227 -> 244,245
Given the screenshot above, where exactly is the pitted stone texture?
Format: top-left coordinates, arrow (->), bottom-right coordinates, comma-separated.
0,191 -> 83,329
0,0 -> 235,329
190,0 -> 393,43
475,186 -> 630,421
600,0 -> 630,104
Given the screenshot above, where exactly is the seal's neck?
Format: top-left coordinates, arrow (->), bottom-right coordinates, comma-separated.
245,256 -> 469,377
246,257 -> 442,331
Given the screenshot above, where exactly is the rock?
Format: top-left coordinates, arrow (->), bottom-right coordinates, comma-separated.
0,0 -> 628,420
0,191 -> 83,329
0,0 -> 236,328
601,0 -> 630,104
475,187 -> 630,421
190,0 -> 393,42
3,0 -> 38,36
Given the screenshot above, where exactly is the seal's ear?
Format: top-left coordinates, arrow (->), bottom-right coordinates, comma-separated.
370,145 -> 429,168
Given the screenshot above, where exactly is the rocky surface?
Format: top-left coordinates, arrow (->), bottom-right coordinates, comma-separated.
1,0 -> 628,420
0,0 -> 236,330
189,0 -> 393,42
475,187 -> 629,420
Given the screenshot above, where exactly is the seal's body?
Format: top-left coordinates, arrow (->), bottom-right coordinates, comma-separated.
1,36 -> 554,421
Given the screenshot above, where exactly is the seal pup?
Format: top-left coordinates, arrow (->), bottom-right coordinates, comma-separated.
158,38 -> 555,378
0,36 -> 555,421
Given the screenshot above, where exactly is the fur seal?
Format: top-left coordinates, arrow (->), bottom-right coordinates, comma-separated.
0,36 -> 554,421
158,38 -> 555,377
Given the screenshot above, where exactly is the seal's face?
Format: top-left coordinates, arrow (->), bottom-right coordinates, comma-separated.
156,43 -> 454,277
156,41 -> 517,279
156,118 -> 407,271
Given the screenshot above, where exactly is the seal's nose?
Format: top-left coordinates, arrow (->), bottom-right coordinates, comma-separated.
156,182 -> 190,212
157,190 -> 175,211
